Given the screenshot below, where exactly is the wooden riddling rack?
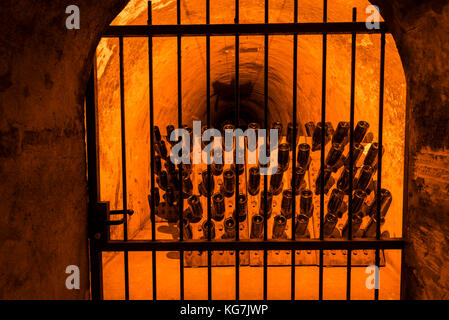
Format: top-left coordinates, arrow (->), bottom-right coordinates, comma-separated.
149,122 -> 388,268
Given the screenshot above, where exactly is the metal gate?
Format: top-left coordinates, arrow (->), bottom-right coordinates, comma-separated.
86,0 -> 404,300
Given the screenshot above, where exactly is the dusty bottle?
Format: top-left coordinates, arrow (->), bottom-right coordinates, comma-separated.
297,143 -> 311,169
234,194 -> 248,223
326,142 -> 344,167
315,167 -> 333,195
364,142 -> 381,167
212,193 -> 225,221
250,214 -> 264,239
187,195 -> 203,223
356,165 -> 374,191
327,188 -> 344,214
300,189 -> 314,218
202,220 -> 216,240
295,214 -> 310,237
332,121 -> 350,145
323,213 -> 339,237
222,169 -> 235,197
351,189 -> 367,215
270,170 -> 284,195
259,190 -> 273,219
223,217 -> 236,239
305,122 -> 315,137
248,166 -> 261,195
292,166 -> 306,195
272,215 -> 287,239
278,143 -> 290,172
353,121 -> 370,144
280,189 -> 293,219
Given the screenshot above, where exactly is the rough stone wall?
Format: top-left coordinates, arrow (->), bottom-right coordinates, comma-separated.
0,0 -> 129,299
373,0 -> 449,299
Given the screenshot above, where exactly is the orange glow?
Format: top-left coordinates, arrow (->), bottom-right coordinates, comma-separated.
96,0 -> 405,300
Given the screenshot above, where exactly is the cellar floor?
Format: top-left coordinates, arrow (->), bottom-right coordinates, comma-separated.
102,245 -> 401,300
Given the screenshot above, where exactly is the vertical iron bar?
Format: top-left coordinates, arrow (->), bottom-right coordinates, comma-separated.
177,0 -> 184,301
234,0 -> 240,301
119,36 -> 130,300
206,0 -> 212,301
147,1 -> 157,301
291,0 -> 298,301
375,31 -> 386,301
347,7 -> 357,301
86,64 -> 104,300
318,0 -> 327,301
263,0 -> 269,301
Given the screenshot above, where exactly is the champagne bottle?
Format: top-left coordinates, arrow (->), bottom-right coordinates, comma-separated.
300,189 -> 314,218
328,188 -> 344,214
295,214 -> 310,237
248,166 -> 261,196
222,169 -> 235,197
297,143 -> 311,169
281,189 -> 293,219
354,121 -> 369,144
233,194 -> 248,223
212,193 -> 225,221
326,142 -> 344,167
272,215 -> 287,239
250,214 -> 264,239
305,121 -> 315,137
187,195 -> 203,223
323,213 -> 338,237
292,166 -> 306,195
278,143 -> 290,172
259,190 -> 273,219
332,121 -> 350,145
202,220 -> 216,239
270,170 -> 284,195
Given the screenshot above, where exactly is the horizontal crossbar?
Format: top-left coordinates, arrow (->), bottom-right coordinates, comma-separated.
103,22 -> 388,37
96,238 -> 404,252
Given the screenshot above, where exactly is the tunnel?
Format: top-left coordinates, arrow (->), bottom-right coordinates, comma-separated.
94,0 -> 406,300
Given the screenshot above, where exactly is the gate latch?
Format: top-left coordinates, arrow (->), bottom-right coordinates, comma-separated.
88,201 -> 134,241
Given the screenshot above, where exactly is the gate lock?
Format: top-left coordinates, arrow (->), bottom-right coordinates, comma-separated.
88,201 -> 134,241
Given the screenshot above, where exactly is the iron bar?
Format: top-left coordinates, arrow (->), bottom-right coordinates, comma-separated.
375,31 -> 386,301
147,1 -> 157,301
97,239 -> 404,252
119,37 -> 130,301
347,8 -> 357,301
234,0 -> 240,301
291,0 -> 298,301
263,0 -> 269,301
318,0 -> 328,301
104,22 -> 388,37
177,0 -> 184,301
206,0 -> 212,302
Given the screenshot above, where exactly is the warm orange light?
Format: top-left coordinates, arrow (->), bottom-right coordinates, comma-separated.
96,0 -> 405,300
